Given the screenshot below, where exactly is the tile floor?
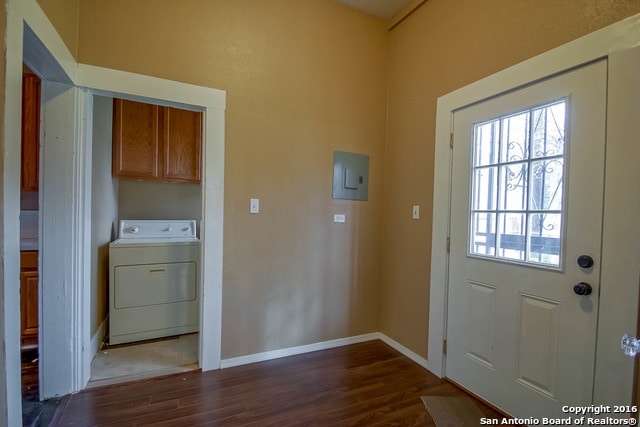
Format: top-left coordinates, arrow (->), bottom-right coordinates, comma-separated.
88,333 -> 199,388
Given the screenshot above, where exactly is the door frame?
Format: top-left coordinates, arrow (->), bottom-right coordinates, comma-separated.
429,13 -> 640,406
1,0 -> 225,423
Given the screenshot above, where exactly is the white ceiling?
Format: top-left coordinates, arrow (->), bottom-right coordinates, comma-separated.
334,0 -> 412,20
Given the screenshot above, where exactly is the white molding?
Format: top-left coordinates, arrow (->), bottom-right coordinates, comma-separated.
430,11 -> 640,405
592,45 -> 640,405
199,108 -> 225,372
76,64 -> 226,111
39,82 -> 87,398
1,4 -> 27,426
10,0 -> 76,82
378,334 -> 429,371
90,315 -> 108,358
75,66 -> 227,373
221,333 -> 381,369
220,333 -> 430,371
74,88 -> 93,390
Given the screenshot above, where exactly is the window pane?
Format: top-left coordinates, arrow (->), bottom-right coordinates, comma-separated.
528,213 -> 562,266
474,120 -> 500,166
473,167 -> 498,211
500,112 -> 529,163
530,158 -> 564,211
531,102 -> 565,159
499,163 -> 528,211
497,212 -> 526,261
471,212 -> 496,256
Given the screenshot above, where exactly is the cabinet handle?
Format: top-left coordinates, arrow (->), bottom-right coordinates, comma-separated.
148,268 -> 166,275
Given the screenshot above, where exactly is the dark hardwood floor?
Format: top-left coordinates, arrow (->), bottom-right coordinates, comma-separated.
22,349 -> 39,402
22,348 -> 64,427
54,340 -> 507,426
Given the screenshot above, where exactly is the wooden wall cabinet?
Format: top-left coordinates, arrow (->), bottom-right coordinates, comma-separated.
21,73 -> 41,191
20,251 -> 38,348
112,99 -> 202,184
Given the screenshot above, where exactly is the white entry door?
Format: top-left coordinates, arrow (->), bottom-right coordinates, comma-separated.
447,60 -> 607,418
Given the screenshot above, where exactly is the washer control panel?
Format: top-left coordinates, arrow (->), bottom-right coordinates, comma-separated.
118,220 -> 198,240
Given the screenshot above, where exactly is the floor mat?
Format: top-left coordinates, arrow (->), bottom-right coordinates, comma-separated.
421,395 -> 486,426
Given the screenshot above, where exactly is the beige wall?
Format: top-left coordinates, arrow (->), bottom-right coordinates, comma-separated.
381,0 -> 640,358
36,0 -> 79,58
117,181 -> 202,223
33,0 -> 640,362
76,0 -> 388,358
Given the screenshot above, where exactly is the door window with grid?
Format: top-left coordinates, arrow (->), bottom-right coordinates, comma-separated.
469,100 -> 567,267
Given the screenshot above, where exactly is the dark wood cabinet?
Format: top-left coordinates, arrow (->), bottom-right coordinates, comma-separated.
113,99 -> 202,183
20,251 -> 38,348
163,106 -> 203,182
21,73 -> 41,191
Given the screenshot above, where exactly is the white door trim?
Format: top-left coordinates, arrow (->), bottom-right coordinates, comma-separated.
38,81 -> 90,397
2,1 -> 225,421
430,13 -> 640,405
75,65 -> 227,374
1,4 -> 28,426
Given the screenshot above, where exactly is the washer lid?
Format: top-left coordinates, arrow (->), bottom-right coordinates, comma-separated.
118,219 -> 198,241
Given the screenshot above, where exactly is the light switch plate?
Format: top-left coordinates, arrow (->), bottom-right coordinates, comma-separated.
334,214 -> 346,223
412,205 -> 420,220
250,198 -> 260,214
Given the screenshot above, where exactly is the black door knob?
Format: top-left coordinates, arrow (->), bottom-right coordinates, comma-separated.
577,255 -> 594,269
573,282 -> 593,296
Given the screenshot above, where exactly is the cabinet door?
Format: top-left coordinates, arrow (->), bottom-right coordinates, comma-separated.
21,73 -> 40,191
20,270 -> 38,347
163,107 -> 202,183
112,99 -> 160,179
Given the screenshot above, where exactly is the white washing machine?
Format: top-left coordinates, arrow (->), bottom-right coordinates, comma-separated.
109,219 -> 200,345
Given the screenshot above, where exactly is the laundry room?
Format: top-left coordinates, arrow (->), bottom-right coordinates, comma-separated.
89,95 -> 203,386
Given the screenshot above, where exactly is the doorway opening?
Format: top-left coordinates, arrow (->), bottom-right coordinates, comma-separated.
6,9 -> 224,423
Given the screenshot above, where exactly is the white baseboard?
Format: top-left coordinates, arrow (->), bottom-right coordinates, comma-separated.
220,332 -> 430,373
377,333 -> 430,371
220,333 -> 380,369
90,315 -> 108,358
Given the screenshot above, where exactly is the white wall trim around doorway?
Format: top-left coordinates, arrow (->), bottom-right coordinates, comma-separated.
3,2 -> 226,424
430,12 -> 640,406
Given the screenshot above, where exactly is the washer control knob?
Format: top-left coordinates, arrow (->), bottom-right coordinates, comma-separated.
128,226 -> 139,234
165,226 -> 173,232
182,227 -> 190,232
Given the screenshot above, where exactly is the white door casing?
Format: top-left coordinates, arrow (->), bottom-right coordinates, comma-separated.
430,15 -> 640,410
447,61 -> 606,418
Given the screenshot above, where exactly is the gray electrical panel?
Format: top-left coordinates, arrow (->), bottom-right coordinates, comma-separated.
332,151 -> 369,201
